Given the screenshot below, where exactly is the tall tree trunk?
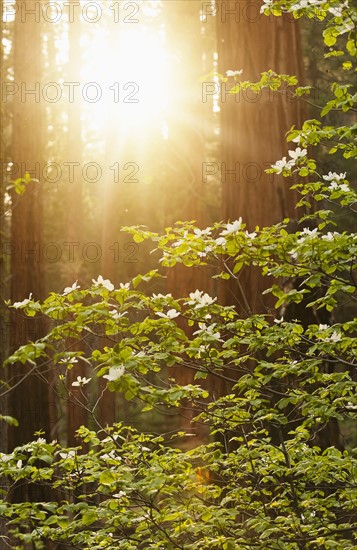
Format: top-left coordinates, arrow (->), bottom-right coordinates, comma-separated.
8,0 -> 50,499
0,0 -> 10,454
216,0 -> 304,313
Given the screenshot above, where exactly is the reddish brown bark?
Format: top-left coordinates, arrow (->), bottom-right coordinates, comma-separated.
216,0 -> 305,313
8,1 -> 50,448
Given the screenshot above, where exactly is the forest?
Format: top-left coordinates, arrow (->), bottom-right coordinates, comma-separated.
0,0 -> 356,548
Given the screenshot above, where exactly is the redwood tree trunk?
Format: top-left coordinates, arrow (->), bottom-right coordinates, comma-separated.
8,0 -> 50,502
216,0 -> 304,313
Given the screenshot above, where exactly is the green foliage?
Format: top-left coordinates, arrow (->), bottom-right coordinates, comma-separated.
6,172 -> 38,195
1,1 -> 356,548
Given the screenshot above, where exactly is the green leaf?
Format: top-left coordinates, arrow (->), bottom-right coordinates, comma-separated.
0,415 -> 19,427
82,510 -> 97,526
99,471 -> 117,485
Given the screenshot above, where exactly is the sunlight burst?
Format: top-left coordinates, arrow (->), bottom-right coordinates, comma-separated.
78,24 -> 170,134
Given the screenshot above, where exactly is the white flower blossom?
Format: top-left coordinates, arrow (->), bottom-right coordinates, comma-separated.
260,0 -> 273,14
12,293 -> 33,309
321,232 -> 338,241
186,290 -> 217,309
72,376 -> 91,387
59,450 -> 76,460
328,331 -> 342,343
245,231 -> 257,239
226,69 -> 243,77
329,182 -> 349,193
109,310 -> 126,320
221,218 -> 242,236
172,239 -> 184,248
271,157 -> 293,174
330,182 -> 340,191
328,0 -> 349,17
62,281 -> 80,295
194,227 -> 212,237
92,275 -> 114,292
103,365 -> 125,382
290,0 -> 326,10
322,172 -> 346,183
288,147 -> 307,160
274,317 -> 284,324
59,356 -> 78,365
101,449 -> 119,460
339,184 -> 350,193
152,293 -> 172,299
215,236 -> 227,246
297,227 -> 318,244
193,322 -> 221,341
0,453 -> 14,463
318,326 -> 342,343
16,460 -> 22,469
119,282 -> 130,290
156,309 -> 180,319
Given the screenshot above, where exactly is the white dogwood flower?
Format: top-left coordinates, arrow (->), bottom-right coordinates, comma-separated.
186,290 -> 217,309
260,0 -> 274,13
322,172 -> 346,182
221,218 -> 242,236
59,450 -> 76,460
271,157 -> 292,174
92,275 -> 114,291
245,231 -> 257,239
194,227 -> 212,237
119,282 -> 130,290
12,293 -> 33,308
215,236 -> 227,246
62,281 -> 80,295
72,376 -> 91,387
193,322 -> 221,340
297,227 -> 318,243
109,310 -> 126,320
103,365 -> 125,381
152,293 -> 172,299
226,69 -> 243,77
288,147 -> 307,160
156,309 -> 180,319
